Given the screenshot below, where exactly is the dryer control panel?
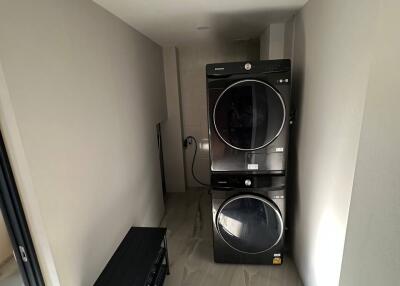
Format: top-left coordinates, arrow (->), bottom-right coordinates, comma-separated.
211,173 -> 286,189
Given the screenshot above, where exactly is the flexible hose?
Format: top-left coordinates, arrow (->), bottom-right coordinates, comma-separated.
186,136 -> 210,187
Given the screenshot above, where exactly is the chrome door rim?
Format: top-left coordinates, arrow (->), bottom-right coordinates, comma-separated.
213,79 -> 286,151
216,194 -> 284,254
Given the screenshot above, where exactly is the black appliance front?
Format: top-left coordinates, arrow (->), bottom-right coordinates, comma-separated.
212,188 -> 285,264
206,60 -> 291,174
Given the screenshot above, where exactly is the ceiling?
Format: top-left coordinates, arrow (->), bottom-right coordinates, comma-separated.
94,0 -> 308,46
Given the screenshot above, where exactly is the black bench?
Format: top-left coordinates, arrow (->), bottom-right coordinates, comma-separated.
94,227 -> 170,286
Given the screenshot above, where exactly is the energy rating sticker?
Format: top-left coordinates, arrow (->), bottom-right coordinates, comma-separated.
273,257 -> 282,265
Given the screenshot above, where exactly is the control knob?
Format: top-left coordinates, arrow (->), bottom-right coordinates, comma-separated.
244,63 -> 252,70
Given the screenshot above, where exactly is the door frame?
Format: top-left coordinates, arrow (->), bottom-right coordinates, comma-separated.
0,131 -> 45,286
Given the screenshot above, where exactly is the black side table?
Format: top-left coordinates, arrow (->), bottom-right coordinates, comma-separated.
94,227 -> 170,286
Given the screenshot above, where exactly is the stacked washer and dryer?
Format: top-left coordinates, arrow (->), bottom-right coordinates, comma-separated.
206,59 -> 292,265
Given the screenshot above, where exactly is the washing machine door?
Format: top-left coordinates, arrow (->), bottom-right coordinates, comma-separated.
216,194 -> 283,254
213,79 -> 285,151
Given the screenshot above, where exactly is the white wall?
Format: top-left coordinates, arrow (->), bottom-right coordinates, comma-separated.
259,21 -> 293,60
0,0 -> 167,285
177,41 -> 259,188
292,0 -> 379,285
284,19 -> 295,59
161,47 -> 186,193
0,213 -> 13,264
339,1 -> 400,285
268,23 -> 286,59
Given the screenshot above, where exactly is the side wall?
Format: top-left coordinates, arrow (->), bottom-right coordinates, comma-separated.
292,0 -> 379,285
0,0 -> 167,285
339,1 -> 400,285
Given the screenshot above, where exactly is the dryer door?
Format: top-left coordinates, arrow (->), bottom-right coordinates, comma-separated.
213,79 -> 285,151
216,194 -> 283,254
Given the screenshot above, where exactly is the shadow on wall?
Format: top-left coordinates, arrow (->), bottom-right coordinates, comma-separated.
177,40 -> 260,189
287,11 -> 305,271
206,8 -> 301,42
288,15 -> 340,286
287,2 -> 375,283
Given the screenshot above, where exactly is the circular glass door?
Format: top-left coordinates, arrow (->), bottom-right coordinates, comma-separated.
216,194 -> 283,254
213,79 -> 285,150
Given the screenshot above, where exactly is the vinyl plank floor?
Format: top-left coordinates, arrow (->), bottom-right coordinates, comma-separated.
0,256 -> 24,286
160,190 -> 303,286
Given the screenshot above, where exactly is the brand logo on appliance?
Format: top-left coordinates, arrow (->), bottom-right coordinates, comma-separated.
214,67 -> 225,71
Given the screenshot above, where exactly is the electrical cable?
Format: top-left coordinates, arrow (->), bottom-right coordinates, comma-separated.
185,136 -> 210,187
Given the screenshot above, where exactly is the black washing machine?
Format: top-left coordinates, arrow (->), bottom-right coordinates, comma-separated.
206,60 -> 292,180
211,182 -> 286,265
206,60 -> 291,265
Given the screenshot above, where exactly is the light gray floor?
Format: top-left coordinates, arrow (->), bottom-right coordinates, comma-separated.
161,190 -> 303,286
0,256 -> 24,286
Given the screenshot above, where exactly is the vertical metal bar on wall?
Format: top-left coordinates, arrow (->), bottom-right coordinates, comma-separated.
163,235 -> 170,275
157,124 -> 167,198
